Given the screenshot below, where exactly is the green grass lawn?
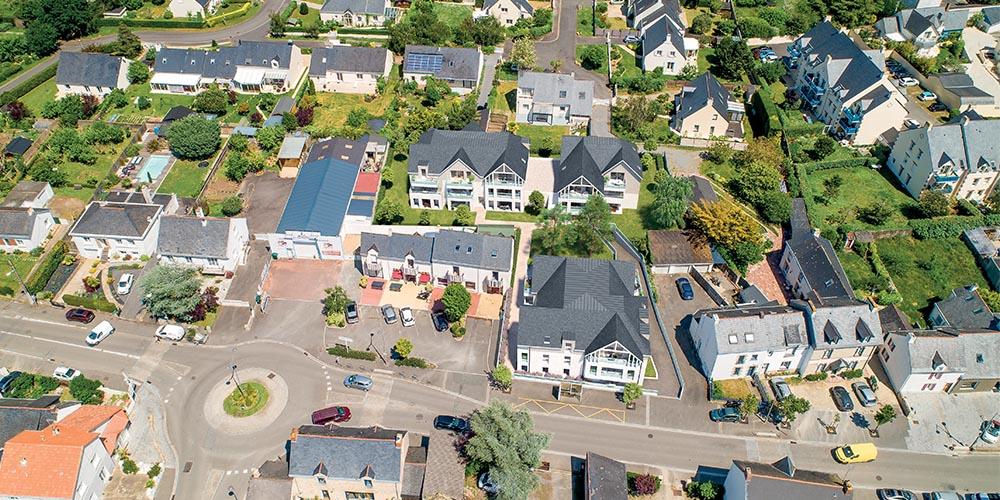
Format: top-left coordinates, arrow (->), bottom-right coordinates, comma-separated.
131,0 -> 169,18
22,77 -> 56,116
403,2 -> 471,29
700,159 -> 738,184
486,211 -> 540,223
0,253 -> 39,297
530,228 -> 613,260
610,165 -> 658,243
612,45 -> 642,80
512,123 -> 568,156
493,81 -> 517,115
157,158 -> 212,198
697,46 -> 714,74
53,142 -> 128,202
576,45 -> 608,74
289,4 -> 321,26
802,166 -> 915,232
223,381 -> 269,417
578,7 -> 596,35
311,90 -> 394,129
107,84 -> 274,124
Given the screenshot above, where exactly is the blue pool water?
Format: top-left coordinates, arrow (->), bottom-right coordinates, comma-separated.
136,155 -> 172,183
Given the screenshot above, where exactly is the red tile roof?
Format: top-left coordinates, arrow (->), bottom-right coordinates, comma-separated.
0,425 -> 97,498
354,172 -> 381,195
59,405 -> 129,454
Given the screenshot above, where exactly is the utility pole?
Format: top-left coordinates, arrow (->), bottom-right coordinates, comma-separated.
7,257 -> 35,305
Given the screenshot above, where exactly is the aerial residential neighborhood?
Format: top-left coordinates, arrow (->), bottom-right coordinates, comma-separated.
0,0 -> 998,498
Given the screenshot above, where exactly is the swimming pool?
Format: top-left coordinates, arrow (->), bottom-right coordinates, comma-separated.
136,155 -> 172,183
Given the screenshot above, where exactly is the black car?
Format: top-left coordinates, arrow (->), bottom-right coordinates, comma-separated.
432,312 -> 449,332
675,277 -> 694,300
345,302 -> 359,324
709,406 -> 740,422
0,371 -> 23,397
928,102 -> 948,112
65,308 -> 95,324
830,386 -> 854,411
434,415 -> 470,433
381,304 -> 397,324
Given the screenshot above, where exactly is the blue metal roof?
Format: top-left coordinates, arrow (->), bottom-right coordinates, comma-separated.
347,198 -> 374,217
275,156 -> 359,236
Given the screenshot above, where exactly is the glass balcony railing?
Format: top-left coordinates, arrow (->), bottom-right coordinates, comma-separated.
842,107 -> 862,124
409,176 -> 437,188
446,190 -> 473,200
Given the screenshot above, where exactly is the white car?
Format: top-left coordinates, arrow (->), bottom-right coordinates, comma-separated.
904,118 -> 921,129
116,273 -> 134,295
53,366 -> 81,381
898,77 -> 919,87
400,307 -> 415,327
981,419 -> 1000,444
154,324 -> 186,341
86,321 -> 115,346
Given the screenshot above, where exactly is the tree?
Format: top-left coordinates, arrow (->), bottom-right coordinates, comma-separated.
193,86 -> 229,115
739,393 -> 759,419
648,176 -> 693,229
229,133 -> 249,152
25,22 -> 59,56
166,116 -> 221,160
137,96 -> 151,110
453,204 -> 475,226
980,288 -> 1000,313
733,137 -> 783,170
510,38 -> 537,70
611,95 -> 654,136
458,16 -> 505,46
28,155 -> 68,187
84,121 -> 126,145
689,201 -> 764,249
821,175 -> 843,202
776,395 -> 810,423
418,209 -> 431,225
296,106 -> 314,126
442,283 -> 471,321
621,383 -> 643,406
811,135 -> 837,159
386,0 -> 449,53
19,0 -> 97,41
731,162 -> 781,207
256,125 -> 285,152
526,191 -> 545,216
374,199 -> 402,224
3,101 -> 29,122
224,153 -> 252,182
917,189 -> 951,218
856,200 -> 895,226
580,44 -> 605,70
464,401 -> 550,500
139,265 -> 203,321
394,338 -> 414,358
573,194 -> 612,256
322,286 -> 349,317
299,1 -> 309,14
492,364 -> 512,390
220,195 -> 243,216
269,12 -> 285,36
713,37 -> 754,81
704,141 -> 734,163
536,204 -> 571,255
684,480 -> 718,500
103,89 -> 128,109
757,190 -> 791,224
690,12 -> 714,34
110,24 -> 141,57
873,404 -> 896,430
69,376 -> 103,405
754,60 -> 787,84
446,93 -> 477,130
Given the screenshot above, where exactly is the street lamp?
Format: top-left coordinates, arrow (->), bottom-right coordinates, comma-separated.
227,486 -> 237,498
227,363 -> 248,409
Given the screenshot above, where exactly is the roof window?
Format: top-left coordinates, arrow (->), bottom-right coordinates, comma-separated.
466,246 -> 473,254
728,334 -> 738,345
744,333 -> 755,343
491,249 -> 498,258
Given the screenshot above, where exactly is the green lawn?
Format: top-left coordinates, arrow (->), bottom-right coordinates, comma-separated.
0,253 -> 38,297
403,2 -> 471,29
486,211 -> 540,223
157,158 -> 212,198
493,81 -> 517,115
512,123 -> 569,156
610,165 -> 658,243
697,46 -> 714,74
377,154 -> 461,226
130,0 -> 170,18
223,381 -> 269,417
802,166 -> 915,232
107,84 -> 275,124
311,90 -> 393,129
577,7 -> 596,35
700,159 -> 738,184
22,77 -> 56,116
53,142 -> 128,202
612,45 -> 642,80
530,228 -> 613,260
289,4 -> 321,26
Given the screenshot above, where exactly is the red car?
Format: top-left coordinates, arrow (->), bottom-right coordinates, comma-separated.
65,308 -> 95,324
311,406 -> 351,425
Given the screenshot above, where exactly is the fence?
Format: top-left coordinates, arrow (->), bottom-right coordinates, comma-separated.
691,268 -> 729,306
679,137 -> 748,150
194,141 -> 231,204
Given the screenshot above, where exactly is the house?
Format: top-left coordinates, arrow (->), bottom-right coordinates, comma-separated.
429,229 -> 514,293
157,215 -> 249,274
359,231 -> 435,282
796,298 -> 883,374
3,137 -> 32,158
515,71 -> 594,126
789,21 -> 908,144
407,129 -> 530,211
977,6 -> 1000,33
319,0 -> 389,26
151,41 -> 308,95
169,0 -> 222,19
584,452 -> 627,500
554,136 -> 642,214
402,45 -> 483,95
0,406 -> 128,500
780,199 -> 855,303
672,72 -> 745,141
55,52 -> 129,100
722,456 -> 851,500
689,304 -> 809,380
628,0 -> 685,30
277,133 -> 308,173
69,201 -> 163,260
1,181 -> 52,209
639,13 -> 698,75
103,6 -> 127,18
421,430 -> 465,500
287,425 -> 425,500
309,46 -> 393,94
517,256 -> 650,385
483,0 -> 533,26
876,7 -> 967,56
0,207 -> 55,252
886,115 -> 1000,203
647,230 -> 714,274
308,134 -> 389,173
245,458 -> 292,500
929,285 -> 998,330
0,396 -> 79,449
879,328 -> 1000,393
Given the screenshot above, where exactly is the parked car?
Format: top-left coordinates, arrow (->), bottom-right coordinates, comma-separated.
969,493 -> 1000,500
904,118 -> 921,129
929,492 -> 962,500
432,312 -> 449,332
311,405 -> 351,425
477,472 -> 499,495
400,306 -> 415,327
917,90 -> 937,101
623,34 -> 639,43
433,415 -> 470,433
833,442 -> 877,463
898,77 -> 919,86
876,489 -> 915,500
86,320 -> 115,346
345,302 -> 359,324
53,366 -> 81,382
709,406 -> 741,423
116,273 -> 134,295
830,386 -> 854,411
154,324 -> 185,341
0,371 -> 23,397
675,277 -> 694,300
980,419 -> 1000,444
65,308 -> 95,324
928,102 -> 948,112
769,377 -> 792,401
381,304 -> 397,324
851,382 -> 877,407
344,374 -> 373,391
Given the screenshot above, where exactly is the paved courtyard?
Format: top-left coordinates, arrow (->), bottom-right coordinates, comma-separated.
903,392 -> 1000,453
263,260 -> 342,301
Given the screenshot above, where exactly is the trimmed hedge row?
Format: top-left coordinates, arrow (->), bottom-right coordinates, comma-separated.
96,18 -> 206,28
909,214 -> 1000,240
778,110 -> 825,138
801,157 -> 878,173
0,63 -> 57,107
327,345 -> 377,361
337,27 -> 390,35
25,241 -> 68,294
63,293 -> 120,313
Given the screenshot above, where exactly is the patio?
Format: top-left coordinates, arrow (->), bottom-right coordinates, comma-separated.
357,279 -> 505,319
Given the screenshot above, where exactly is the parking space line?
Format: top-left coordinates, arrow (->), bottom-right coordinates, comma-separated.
513,398 -> 625,423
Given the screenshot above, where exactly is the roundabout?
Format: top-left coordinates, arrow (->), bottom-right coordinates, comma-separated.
202,366 -> 289,435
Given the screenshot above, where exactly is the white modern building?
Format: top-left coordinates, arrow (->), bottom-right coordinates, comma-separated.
879,329 -> 1000,394
689,304 -> 810,380
69,201 -> 163,260
309,46 -> 392,94
0,208 -> 54,253
639,12 -> 698,75
482,0 -> 533,26
151,41 -> 308,95
169,0 -> 221,19
553,136 -> 642,214
515,71 -> 593,126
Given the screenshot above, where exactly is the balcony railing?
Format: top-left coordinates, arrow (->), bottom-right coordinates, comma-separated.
839,118 -> 859,135
490,191 -> 517,200
447,272 -> 464,283
585,356 -> 642,369
446,190 -> 473,200
410,176 -> 437,188
485,278 -> 503,293
561,190 -> 593,200
445,178 -> 474,188
486,177 -> 521,186
842,107 -> 863,124
604,178 -> 626,190
934,174 -> 960,183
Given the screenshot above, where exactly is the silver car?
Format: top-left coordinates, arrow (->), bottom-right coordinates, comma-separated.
769,377 -> 792,401
344,374 -> 373,391
851,382 -> 877,407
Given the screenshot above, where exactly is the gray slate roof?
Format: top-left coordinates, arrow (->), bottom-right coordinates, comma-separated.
0,208 -> 47,239
1,181 -> 47,208
275,155 -> 360,236
676,72 -> 744,122
484,0 -> 533,14
895,115 -> 1000,178
104,190 -> 176,209
422,430 -> 464,500
56,52 -> 124,89
309,46 -> 391,76
4,137 -> 31,156
320,0 -> 386,15
932,286 -> 997,330
585,452 -> 627,500
809,298 -> 883,349
519,256 -> 650,358
694,305 -> 807,354
360,231 -> 435,264
403,45 -> 481,82
936,73 -> 993,103
431,229 -> 513,272
517,71 -> 594,118
288,425 -> 406,481
731,457 -> 851,500
69,202 -> 161,238
556,136 -> 642,192
0,396 -> 62,449
154,41 -> 295,80
408,129 -> 529,179
157,215 -> 233,259
898,329 -> 1000,378
982,6 -> 1000,26
795,21 -> 886,102
641,14 -> 686,59
786,199 -> 854,302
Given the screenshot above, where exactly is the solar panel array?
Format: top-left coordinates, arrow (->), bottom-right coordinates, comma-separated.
404,53 -> 444,73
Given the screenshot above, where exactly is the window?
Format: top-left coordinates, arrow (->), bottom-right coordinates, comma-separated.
578,92 -> 586,99
364,479 -> 373,488
321,491 -> 331,499
521,365 -> 527,371
336,73 -> 343,80
356,73 -> 363,79
780,361 -> 791,369
559,90 -> 567,98
317,477 -> 326,485
732,367 -> 741,376
564,356 -> 571,364
345,493 -> 374,500
728,334 -> 738,344
542,366 -> 549,373
817,363 -> 827,372
888,339 -> 896,351
921,383 -> 936,391
693,125 -> 700,133
854,347 -> 865,356
750,354 -> 758,361
520,352 -> 528,361
744,333 -> 754,343
563,368 -> 570,376
736,355 -> 745,364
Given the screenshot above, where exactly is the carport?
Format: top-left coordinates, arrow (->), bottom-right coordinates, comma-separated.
648,230 -> 718,274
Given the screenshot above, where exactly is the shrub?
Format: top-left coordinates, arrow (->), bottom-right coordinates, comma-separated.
450,322 -> 466,338
628,472 -> 661,496
491,364 -> 512,389
220,195 -> 243,216
442,283 -> 471,321
804,372 -> 828,382
122,456 -> 139,474
395,357 -> 430,368
394,337 -> 414,358
63,293 -> 119,313
69,376 -> 104,404
909,214 -> 1000,239
25,241 -> 68,293
326,345 -> 377,361
840,369 -> 864,379
147,463 -> 162,479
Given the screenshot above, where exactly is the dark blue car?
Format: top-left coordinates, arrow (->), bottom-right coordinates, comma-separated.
676,277 -> 694,300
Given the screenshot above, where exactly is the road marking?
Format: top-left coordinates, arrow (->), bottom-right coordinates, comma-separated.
0,347 -> 46,361
1,315 -> 87,330
0,330 -> 140,359
513,398 -> 626,423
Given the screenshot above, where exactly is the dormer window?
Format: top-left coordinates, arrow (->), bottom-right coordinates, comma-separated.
744,333 -> 754,343
728,334 -> 738,344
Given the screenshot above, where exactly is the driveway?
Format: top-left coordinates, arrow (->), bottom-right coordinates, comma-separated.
652,273 -> 717,400
534,0 -> 612,99
240,172 -> 295,235
902,391 -> 1000,454
478,52 -> 503,109
262,259 -> 341,301
111,259 -> 157,320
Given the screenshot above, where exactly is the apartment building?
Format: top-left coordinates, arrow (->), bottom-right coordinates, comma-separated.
689,304 -> 810,380
515,71 -> 594,126
553,136 -> 642,214
672,71 -> 745,141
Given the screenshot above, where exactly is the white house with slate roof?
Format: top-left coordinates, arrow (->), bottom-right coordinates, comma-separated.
879,329 -> 1000,393
0,208 -> 54,253
429,230 -> 513,293
672,72 -> 745,141
689,304 -> 810,380
402,45 -> 483,95
309,46 -> 392,94
359,231 -> 435,282
517,256 -> 650,385
169,0 -> 221,19
482,0 -> 533,26
886,115 -> 1000,203
69,201 -> 163,260
553,136 -> 642,214
789,22 -> 907,145
157,215 -> 249,274
876,6 -> 967,56
639,11 -> 698,75
55,52 -> 129,100
319,0 -> 389,26
515,71 -> 593,126
797,297 -> 883,374
151,41 -> 308,95
780,199 -> 856,303
628,0 -> 686,30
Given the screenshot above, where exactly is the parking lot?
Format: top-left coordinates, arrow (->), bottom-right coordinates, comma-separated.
902,391 -> 1000,454
652,272 -> 722,402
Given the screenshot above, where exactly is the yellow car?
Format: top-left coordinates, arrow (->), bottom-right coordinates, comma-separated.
833,442 -> 878,464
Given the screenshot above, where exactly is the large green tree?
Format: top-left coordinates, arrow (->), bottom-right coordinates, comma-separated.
730,162 -> 781,207
192,86 -> 229,115
713,37 -> 753,81
441,283 -> 471,321
648,176 -> 693,229
25,22 -> 59,56
386,0 -> 450,53
167,116 -> 221,159
139,266 -> 203,321
573,194 -> 613,256
19,0 -> 97,42
535,204 -> 571,255
128,61 -> 150,84
465,401 -> 550,500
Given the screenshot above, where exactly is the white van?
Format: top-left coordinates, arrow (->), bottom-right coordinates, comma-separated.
86,321 -> 115,346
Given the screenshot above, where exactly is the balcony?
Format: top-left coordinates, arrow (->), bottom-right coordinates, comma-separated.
842,107 -> 862,124
364,260 -> 382,278
490,190 -> 517,200
446,190 -> 473,200
585,355 -> 642,369
934,174 -> 960,183
447,272 -> 464,284
486,177 -> 521,187
410,176 -> 437,188
561,189 -> 593,200
445,178 -> 474,189
839,118 -> 859,135
604,178 -> 626,190
485,278 -> 504,294
800,78 -> 825,108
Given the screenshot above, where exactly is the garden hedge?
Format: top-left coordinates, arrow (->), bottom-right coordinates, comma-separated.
63,293 -> 119,313
779,110 -> 826,138
337,27 -> 390,35
749,83 -> 780,137
909,214 -> 1000,240
0,63 -> 58,107
326,345 -> 377,361
96,18 -> 205,28
25,241 -> 68,294
801,157 -> 878,172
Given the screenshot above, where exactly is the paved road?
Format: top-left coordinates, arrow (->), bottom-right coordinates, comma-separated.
534,0 -> 613,99
0,0 -> 289,94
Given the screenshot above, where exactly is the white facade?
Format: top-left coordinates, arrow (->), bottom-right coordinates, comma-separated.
71,439 -> 117,500
879,334 -> 964,393
551,166 -> 640,215
484,0 -> 532,26
310,54 -> 392,94
516,341 -> 649,385
158,218 -> 249,273
168,0 -> 221,18
361,246 -> 432,281
429,260 -> 510,294
0,209 -> 54,253
151,46 -> 309,95
641,38 -> 698,75
55,63 -> 129,101
410,161 -> 528,212
268,232 -> 344,260
689,309 -> 810,381
722,462 -> 748,500
72,229 -> 160,260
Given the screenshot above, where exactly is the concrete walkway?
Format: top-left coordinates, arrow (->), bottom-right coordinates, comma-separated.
478,52 -> 504,109
202,367 -> 289,435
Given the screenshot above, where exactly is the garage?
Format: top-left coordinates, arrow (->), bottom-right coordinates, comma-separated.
648,230 -> 717,275
293,241 -> 320,259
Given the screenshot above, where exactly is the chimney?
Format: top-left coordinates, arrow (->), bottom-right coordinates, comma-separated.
394,432 -> 403,448
18,457 -> 26,467
140,185 -> 153,204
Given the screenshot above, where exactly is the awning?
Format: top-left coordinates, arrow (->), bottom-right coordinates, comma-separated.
264,70 -> 288,81
392,269 -> 403,280
233,67 -> 267,86
151,72 -> 200,87
419,273 -> 431,284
